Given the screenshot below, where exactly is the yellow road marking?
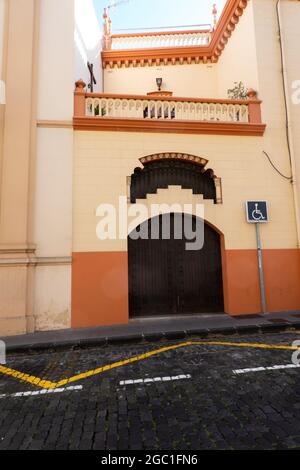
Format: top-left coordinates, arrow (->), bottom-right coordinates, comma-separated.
0,365 -> 56,389
0,341 -> 299,390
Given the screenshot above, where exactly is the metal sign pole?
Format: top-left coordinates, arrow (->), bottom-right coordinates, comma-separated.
255,222 -> 267,314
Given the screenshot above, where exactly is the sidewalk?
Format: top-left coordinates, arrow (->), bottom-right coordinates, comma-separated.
1,310 -> 300,353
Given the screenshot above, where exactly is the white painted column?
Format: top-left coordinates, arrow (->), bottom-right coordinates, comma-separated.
33,0 -> 75,331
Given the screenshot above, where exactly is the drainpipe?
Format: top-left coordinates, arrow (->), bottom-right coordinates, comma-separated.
276,0 -> 300,247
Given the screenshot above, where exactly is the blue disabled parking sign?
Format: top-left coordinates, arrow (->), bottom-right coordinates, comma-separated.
246,201 -> 268,223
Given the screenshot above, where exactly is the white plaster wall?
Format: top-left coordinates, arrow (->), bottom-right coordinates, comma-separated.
34,0 -> 101,331
34,265 -> 71,331
104,63 -> 218,98
37,0 -> 75,120
34,0 -> 77,330
34,128 -> 73,258
75,0 -> 102,92
33,127 -> 73,330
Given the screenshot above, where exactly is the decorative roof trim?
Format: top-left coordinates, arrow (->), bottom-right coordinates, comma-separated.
102,0 -> 249,68
140,153 -> 208,167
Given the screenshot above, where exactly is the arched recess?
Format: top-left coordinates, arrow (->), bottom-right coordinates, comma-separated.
129,152 -> 222,204
128,213 -> 224,317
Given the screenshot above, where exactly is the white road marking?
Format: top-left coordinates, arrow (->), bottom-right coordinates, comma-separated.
120,374 -> 191,385
233,364 -> 300,375
0,385 -> 83,399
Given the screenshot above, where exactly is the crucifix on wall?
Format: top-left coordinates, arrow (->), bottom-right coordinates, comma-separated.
87,62 -> 97,93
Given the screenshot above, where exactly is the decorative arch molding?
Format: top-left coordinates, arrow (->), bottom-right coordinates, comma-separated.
139,152 -> 208,167
129,152 -> 222,204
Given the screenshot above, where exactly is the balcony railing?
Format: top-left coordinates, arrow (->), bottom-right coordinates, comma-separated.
85,96 -> 249,123
73,82 -> 266,136
110,31 -> 212,51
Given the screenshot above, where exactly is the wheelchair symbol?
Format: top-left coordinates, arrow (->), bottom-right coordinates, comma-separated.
251,203 -> 266,221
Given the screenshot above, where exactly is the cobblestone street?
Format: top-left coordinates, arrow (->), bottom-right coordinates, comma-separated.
0,331 -> 300,450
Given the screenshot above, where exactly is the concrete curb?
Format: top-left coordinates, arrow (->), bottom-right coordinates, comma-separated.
4,321 -> 300,354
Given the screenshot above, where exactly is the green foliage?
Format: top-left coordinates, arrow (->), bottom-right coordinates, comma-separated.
227,81 -> 248,100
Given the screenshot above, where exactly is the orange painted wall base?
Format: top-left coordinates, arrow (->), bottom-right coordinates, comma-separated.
72,252 -> 129,328
224,249 -> 300,315
71,249 -> 300,328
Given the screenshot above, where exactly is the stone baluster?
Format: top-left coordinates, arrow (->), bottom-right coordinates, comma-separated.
103,8 -> 112,51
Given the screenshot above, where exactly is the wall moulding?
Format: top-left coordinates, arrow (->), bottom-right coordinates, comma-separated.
73,116 -> 266,136
0,256 -> 72,268
36,120 -> 73,129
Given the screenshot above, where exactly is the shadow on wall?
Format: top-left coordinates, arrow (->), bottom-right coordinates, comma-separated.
74,0 -> 102,92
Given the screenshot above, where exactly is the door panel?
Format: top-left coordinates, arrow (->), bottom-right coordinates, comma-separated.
128,213 -> 224,317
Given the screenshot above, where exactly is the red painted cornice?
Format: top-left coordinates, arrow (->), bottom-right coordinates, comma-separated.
73,117 -> 266,137
102,0 -> 249,68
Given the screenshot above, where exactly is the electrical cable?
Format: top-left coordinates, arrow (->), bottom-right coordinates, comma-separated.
275,0 -> 293,170
261,1 -> 294,182
262,151 -> 292,180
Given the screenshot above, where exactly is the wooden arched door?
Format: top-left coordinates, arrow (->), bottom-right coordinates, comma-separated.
128,213 -> 224,317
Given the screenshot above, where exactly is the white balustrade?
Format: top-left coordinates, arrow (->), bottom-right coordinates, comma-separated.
111,32 -> 212,50
85,97 -> 250,123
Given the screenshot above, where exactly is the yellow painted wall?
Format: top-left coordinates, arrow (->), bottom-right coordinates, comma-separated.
217,1 -> 259,98
72,0 -> 300,326
73,130 -> 297,253
252,0 -> 300,246
0,0 -> 39,336
279,0 -> 300,246
104,63 -> 219,98
1,0 -> 300,334
103,2 -> 259,100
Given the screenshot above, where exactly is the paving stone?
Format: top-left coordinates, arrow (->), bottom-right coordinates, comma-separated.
0,331 -> 299,449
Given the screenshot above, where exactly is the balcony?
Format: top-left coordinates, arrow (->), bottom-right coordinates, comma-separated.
73,81 -> 266,136
110,30 -> 212,51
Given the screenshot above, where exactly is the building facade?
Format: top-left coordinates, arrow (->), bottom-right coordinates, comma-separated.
0,0 -> 300,336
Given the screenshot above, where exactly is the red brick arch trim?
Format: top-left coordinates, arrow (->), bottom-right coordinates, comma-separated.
139,152 -> 208,167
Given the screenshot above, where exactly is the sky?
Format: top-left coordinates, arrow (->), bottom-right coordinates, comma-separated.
93,0 -> 227,33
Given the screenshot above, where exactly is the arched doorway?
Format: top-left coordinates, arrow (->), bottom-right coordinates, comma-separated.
128,213 -> 224,317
